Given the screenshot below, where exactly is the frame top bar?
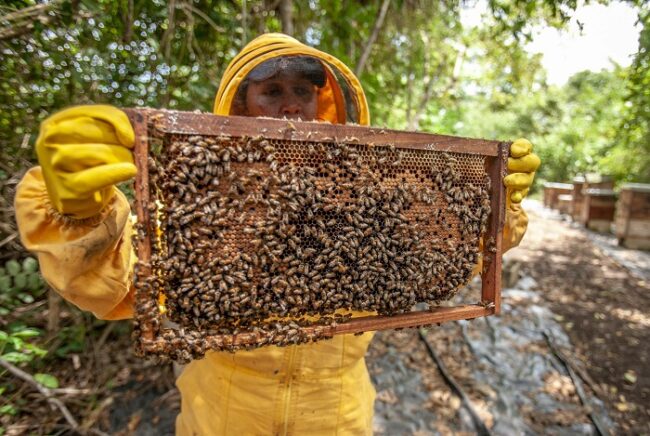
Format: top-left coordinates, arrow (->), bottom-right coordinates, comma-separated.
142,109 -> 502,157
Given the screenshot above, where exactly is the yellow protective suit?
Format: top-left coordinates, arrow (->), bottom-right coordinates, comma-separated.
15,33 -> 530,435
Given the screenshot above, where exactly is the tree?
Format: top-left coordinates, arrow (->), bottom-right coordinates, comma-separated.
615,5 -> 650,182
1,0 -> 645,187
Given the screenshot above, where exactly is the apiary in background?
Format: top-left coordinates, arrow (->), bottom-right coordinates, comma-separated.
125,109 -> 508,362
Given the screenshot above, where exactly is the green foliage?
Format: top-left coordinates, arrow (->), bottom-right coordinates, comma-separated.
0,0 -> 579,163
0,326 -> 57,423
0,326 -> 47,363
34,373 -> 59,389
0,257 -> 47,316
615,6 -> 650,182
456,1 -> 648,185
21,257 -> 38,273
0,404 -> 17,416
0,0 -> 247,168
54,324 -> 89,358
458,68 -> 631,186
4,260 -> 20,277
486,0 -> 582,39
0,0 -> 646,185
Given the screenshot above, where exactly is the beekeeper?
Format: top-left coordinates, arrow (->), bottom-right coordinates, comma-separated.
14,33 -> 540,435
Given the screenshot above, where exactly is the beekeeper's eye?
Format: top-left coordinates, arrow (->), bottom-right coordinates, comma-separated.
263,84 -> 282,97
293,86 -> 312,97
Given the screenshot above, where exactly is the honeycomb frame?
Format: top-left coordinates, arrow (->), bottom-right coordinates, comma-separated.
125,109 -> 508,360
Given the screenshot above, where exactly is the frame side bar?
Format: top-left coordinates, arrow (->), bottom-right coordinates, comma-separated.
480,142 -> 508,314
126,109 -> 156,340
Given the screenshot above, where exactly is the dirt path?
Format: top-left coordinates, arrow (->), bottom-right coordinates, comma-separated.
513,201 -> 650,433
368,200 -> 649,435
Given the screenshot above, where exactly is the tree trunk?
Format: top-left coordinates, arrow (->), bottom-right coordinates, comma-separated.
242,0 -> 248,44
122,0 -> 134,43
279,0 -> 293,36
406,69 -> 414,128
160,0 -> 176,107
354,0 -> 390,77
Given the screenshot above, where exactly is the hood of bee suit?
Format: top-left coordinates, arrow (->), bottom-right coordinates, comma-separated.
213,33 -> 370,126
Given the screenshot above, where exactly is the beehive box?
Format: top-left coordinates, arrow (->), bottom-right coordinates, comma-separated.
615,183 -> 650,249
125,109 -> 508,362
572,175 -> 614,222
580,189 -> 616,232
571,176 -> 586,221
543,182 -> 573,210
557,194 -> 573,215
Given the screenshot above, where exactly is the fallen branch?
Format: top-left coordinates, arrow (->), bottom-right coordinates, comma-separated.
95,322 -> 116,351
418,328 -> 492,436
52,387 -> 93,396
543,331 -> 611,436
152,387 -> 180,408
543,336 -> 603,397
11,299 -> 47,317
1,2 -> 55,22
0,232 -> 18,249
176,2 -> 224,34
81,396 -> 114,433
0,357 -> 79,430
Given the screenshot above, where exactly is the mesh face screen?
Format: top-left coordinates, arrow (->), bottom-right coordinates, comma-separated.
229,55 -> 360,123
129,110 -> 505,361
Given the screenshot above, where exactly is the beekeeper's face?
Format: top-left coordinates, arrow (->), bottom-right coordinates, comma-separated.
244,69 -> 318,121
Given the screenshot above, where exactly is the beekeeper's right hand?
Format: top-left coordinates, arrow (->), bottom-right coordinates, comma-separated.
36,105 -> 137,219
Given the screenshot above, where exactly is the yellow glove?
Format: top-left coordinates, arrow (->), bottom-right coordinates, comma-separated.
503,138 -> 541,204
36,105 -> 137,219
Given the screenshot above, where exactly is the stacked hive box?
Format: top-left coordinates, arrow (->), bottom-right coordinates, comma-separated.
557,194 -> 573,215
542,182 -> 573,210
571,176 -> 585,221
572,175 -> 614,223
615,183 -> 650,249
581,189 -> 617,232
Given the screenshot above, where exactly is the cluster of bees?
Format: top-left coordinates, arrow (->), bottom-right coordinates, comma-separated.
133,129 -> 491,360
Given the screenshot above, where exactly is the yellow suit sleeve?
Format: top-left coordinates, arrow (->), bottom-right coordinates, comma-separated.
14,167 -> 136,320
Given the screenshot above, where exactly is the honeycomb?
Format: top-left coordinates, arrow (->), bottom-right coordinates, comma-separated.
128,110 -> 504,362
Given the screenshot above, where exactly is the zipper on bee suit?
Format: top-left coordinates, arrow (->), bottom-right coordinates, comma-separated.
281,346 -> 297,436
